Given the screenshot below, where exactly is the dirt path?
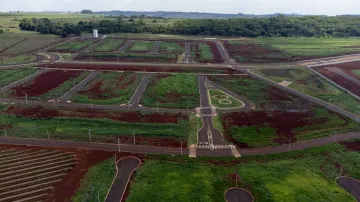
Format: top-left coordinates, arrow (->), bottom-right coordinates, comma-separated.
336,177 -> 360,201
224,188 -> 253,202
105,157 -> 141,202
128,73 -> 153,107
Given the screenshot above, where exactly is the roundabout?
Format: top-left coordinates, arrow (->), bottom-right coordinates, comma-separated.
209,89 -> 245,109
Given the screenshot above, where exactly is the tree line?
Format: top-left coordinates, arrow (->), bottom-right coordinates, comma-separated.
19,15 -> 360,37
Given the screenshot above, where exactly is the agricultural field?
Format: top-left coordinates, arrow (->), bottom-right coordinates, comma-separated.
75,52 -> 177,63
128,41 -> 155,53
0,105 -> 189,146
209,89 -> 245,109
50,40 -> 94,52
0,37 -> 25,53
92,39 -> 123,52
72,72 -> 143,105
0,54 -> 36,65
0,147 -> 76,201
2,70 -> 86,100
125,143 -> 360,202
0,37 -> 61,55
222,108 -> 360,147
141,74 -> 200,108
254,68 -> 360,114
0,68 -> 38,88
159,42 -> 184,54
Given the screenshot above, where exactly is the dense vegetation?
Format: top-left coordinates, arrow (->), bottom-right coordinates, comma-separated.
19,15 -> 360,37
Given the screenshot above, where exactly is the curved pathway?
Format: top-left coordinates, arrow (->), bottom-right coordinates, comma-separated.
105,157 -> 141,202
336,176 -> 360,201
224,188 -> 253,202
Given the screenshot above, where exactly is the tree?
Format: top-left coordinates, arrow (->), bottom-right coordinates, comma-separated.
81,10 -> 93,14
152,19 -> 157,23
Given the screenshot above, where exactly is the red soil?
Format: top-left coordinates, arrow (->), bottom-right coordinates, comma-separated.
316,67 -> 360,96
341,140 -> 360,151
11,70 -> 82,97
222,110 -> 338,147
196,41 -> 224,63
333,62 -> 360,80
39,63 -> 237,74
4,105 -> 186,124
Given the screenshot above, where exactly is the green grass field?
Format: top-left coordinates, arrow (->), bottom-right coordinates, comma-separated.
0,68 -> 37,87
72,158 -> 116,202
0,54 -> 35,65
159,42 -> 184,53
126,144 -> 359,202
0,37 -> 61,55
141,74 -> 199,108
79,53 -> 177,63
197,43 -> 213,62
255,68 -> 360,114
0,37 -> 23,51
229,126 -> 278,147
188,113 -> 202,146
212,115 -> 225,134
209,89 -> 244,109
72,72 -> 142,105
92,39 -> 123,52
129,41 -> 155,53
352,69 -> 360,77
51,40 -> 93,52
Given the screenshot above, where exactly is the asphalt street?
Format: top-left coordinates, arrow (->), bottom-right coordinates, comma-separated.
326,67 -> 360,85
128,73 -> 153,107
117,40 -> 134,53
224,188 -> 253,202
149,41 -> 161,54
336,177 -> 360,201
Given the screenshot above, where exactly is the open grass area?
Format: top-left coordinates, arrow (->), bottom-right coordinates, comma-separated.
72,158 -> 116,202
229,126 -> 278,147
353,69 -> 360,77
0,68 -> 37,88
72,72 -> 143,105
188,113 -> 202,146
141,74 -> 199,108
0,54 -> 35,65
197,43 -> 213,62
78,52 -> 177,63
209,89 -> 244,109
0,114 -> 189,141
212,115 -> 225,134
0,37 -> 23,51
129,41 -> 155,53
92,39 -> 123,52
254,68 -> 360,114
51,40 -> 93,52
0,37 -> 61,55
159,42 -> 184,53
126,144 -> 359,202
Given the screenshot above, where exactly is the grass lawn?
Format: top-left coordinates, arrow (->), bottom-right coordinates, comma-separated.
141,74 -> 199,108
229,126 -> 278,147
92,39 -> 123,52
0,37 -> 23,51
0,37 -> 61,55
159,42 -> 184,53
198,43 -> 213,62
256,37 -> 360,58
52,40 -> 93,52
352,69 -> 360,77
80,53 -> 176,63
254,68 -> 360,114
188,113 -> 202,146
0,114 -> 189,141
129,41 -> 155,53
0,68 -> 38,88
212,115 -> 225,134
209,89 -> 244,109
0,54 -> 35,65
72,158 -> 116,202
126,144 -> 359,202
72,72 -> 143,105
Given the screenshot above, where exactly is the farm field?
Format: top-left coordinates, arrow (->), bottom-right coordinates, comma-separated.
209,89 -> 244,109
4,70 -> 85,100
125,143 -> 360,202
254,68 -> 360,114
222,108 -> 360,147
159,41 -> 184,54
50,39 -> 94,52
0,68 -> 38,88
75,52 -> 177,63
0,147 -> 76,201
195,41 -> 223,63
0,37 -> 25,53
141,74 -> 200,108
0,54 -> 36,65
128,41 -> 155,53
92,39 -> 123,52
0,105 -> 189,146
72,72 -> 143,105
0,37 -> 61,55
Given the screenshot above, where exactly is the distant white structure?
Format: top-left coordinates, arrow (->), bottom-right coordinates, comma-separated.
93,30 -> 98,38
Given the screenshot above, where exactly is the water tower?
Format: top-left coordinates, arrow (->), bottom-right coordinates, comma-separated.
93,29 -> 98,38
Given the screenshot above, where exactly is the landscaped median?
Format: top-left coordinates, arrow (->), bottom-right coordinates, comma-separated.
209,89 -> 245,109
75,52 -> 177,63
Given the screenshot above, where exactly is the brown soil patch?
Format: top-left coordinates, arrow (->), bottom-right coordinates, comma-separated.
332,62 -> 360,80
341,140 -> 360,151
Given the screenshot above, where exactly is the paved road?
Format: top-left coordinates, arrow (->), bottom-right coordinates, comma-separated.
105,157 -> 141,202
182,42 -> 191,63
149,41 -> 161,54
117,40 -> 134,53
336,177 -> 360,201
58,71 -> 100,102
326,67 -> 360,86
0,69 -> 46,93
215,41 -> 235,65
224,188 -> 253,202
128,73 -> 153,107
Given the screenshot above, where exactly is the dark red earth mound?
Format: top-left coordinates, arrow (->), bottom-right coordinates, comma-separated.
341,140 -> 360,151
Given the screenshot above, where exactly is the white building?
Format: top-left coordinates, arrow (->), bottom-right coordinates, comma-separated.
93,30 -> 98,38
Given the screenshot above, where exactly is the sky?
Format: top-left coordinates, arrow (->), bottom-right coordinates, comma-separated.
1,0 -> 360,15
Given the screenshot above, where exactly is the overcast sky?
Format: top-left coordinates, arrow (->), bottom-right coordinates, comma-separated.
1,0 -> 359,15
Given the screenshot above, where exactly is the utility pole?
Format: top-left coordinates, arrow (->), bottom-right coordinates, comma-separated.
288,139 -> 291,151
25,93 -> 28,105
157,101 -> 159,113
47,130 -> 49,140
133,132 -> 135,146
181,141 -> 183,156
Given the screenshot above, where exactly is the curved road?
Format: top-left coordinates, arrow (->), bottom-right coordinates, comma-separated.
105,157 -> 141,202
224,188 -> 253,202
336,177 -> 360,201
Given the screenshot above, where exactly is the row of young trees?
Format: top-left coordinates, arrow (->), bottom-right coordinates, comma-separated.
19,15 -> 360,37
